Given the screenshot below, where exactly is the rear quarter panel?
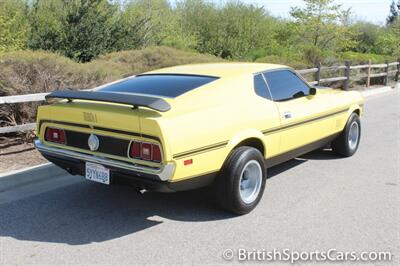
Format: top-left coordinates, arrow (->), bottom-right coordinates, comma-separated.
321,89 -> 364,132
160,75 -> 280,182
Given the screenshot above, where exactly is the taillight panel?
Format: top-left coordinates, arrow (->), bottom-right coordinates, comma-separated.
129,141 -> 163,163
45,127 -> 66,144
44,127 -> 162,163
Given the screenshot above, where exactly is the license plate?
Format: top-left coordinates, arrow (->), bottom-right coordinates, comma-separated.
85,162 -> 110,185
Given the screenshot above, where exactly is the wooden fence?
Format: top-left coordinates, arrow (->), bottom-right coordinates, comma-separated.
1,60 -> 399,134
297,60 -> 400,89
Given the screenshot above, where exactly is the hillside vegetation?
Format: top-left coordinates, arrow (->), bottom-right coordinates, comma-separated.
1,0 -> 399,65
0,46 -> 221,97
0,47 -> 221,130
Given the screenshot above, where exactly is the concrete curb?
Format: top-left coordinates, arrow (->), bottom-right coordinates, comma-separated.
361,86 -> 394,98
0,163 -> 67,192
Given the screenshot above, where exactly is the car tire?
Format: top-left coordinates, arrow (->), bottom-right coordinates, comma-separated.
331,112 -> 361,157
213,146 -> 266,215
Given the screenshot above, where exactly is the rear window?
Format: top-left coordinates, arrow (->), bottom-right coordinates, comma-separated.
98,74 -> 219,98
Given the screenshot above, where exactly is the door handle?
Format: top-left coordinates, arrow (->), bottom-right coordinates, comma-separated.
283,111 -> 292,119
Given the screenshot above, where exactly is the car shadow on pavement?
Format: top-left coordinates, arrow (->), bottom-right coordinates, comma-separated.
0,179 -> 234,245
0,149 -> 341,246
267,149 -> 342,179
267,158 -> 307,179
299,148 -> 342,160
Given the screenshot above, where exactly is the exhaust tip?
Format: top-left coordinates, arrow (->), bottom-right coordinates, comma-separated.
136,187 -> 147,194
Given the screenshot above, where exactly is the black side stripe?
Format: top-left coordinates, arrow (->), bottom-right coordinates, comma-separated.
173,109 -> 348,159
173,141 -> 228,159
38,120 -> 160,142
262,108 -> 348,135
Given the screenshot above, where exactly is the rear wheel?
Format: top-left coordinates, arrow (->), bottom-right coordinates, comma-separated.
213,146 -> 266,215
331,113 -> 361,157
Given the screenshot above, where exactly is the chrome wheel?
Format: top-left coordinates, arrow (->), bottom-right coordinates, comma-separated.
239,160 -> 262,204
348,121 -> 359,150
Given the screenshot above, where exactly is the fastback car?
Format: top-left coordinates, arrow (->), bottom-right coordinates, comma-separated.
35,63 -> 364,214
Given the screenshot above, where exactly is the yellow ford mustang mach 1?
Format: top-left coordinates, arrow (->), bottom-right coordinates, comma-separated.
35,63 -> 364,214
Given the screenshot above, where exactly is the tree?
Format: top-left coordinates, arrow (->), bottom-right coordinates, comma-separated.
379,17 -> 400,56
27,0 -> 120,62
174,0 -> 220,54
28,0 -> 66,52
174,0 -> 276,59
290,0 -> 357,63
0,0 -> 30,52
62,0 -> 119,62
379,1 -> 400,56
111,0 -> 174,51
351,22 -> 383,54
215,2 -> 276,59
387,0 -> 400,25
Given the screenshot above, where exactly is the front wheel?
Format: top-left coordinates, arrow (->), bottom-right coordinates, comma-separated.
213,146 -> 266,215
331,113 -> 361,157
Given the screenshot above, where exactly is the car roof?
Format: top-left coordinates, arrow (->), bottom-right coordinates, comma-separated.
143,63 -> 289,78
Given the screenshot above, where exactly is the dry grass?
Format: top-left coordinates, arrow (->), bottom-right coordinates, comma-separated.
0,46 -> 222,138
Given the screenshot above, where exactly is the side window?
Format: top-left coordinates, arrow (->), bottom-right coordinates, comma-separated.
264,70 -> 310,101
253,74 -> 272,100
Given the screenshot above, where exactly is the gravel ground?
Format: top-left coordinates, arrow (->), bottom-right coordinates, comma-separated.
0,142 -> 47,174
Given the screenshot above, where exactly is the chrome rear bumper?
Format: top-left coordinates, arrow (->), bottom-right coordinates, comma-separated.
34,139 -> 175,181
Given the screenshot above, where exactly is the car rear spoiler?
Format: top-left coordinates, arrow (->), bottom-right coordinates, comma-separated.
45,90 -> 171,112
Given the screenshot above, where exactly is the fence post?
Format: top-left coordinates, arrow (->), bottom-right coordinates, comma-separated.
344,61 -> 351,90
384,60 -> 389,86
366,59 -> 371,88
315,62 -> 321,86
395,58 -> 400,82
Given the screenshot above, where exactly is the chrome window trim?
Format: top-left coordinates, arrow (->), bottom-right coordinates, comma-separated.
255,68 -> 313,102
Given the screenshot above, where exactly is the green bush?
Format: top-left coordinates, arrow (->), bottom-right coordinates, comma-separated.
255,54 -> 309,69
338,51 -> 395,64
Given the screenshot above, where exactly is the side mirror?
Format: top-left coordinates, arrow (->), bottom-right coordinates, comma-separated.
309,87 -> 317,96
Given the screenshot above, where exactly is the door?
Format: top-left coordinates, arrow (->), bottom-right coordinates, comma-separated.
253,73 -> 281,158
263,69 -> 335,154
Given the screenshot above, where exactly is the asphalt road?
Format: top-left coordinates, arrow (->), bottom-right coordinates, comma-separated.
1,90 -> 399,265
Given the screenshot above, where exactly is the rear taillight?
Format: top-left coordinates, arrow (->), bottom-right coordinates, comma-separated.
45,127 -> 66,144
152,145 -> 162,162
130,142 -> 141,158
129,141 -> 162,163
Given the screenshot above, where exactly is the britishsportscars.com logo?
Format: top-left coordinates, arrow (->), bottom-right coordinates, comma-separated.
222,248 -> 393,263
